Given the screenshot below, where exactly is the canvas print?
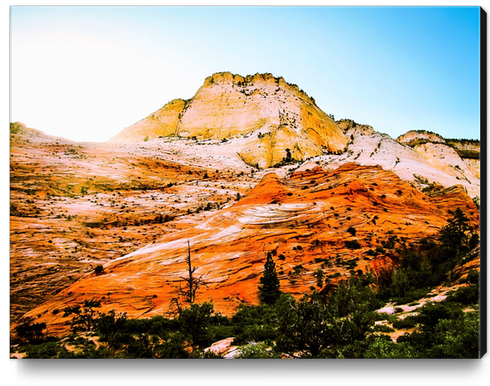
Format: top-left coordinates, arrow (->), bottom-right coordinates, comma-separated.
10,6 -> 484,359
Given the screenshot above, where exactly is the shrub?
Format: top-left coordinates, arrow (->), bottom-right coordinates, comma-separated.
25,342 -> 73,359
446,285 -> 479,305
236,341 -> 281,359
466,269 -> 479,285
363,335 -> 418,359
14,317 -> 47,345
10,122 -> 22,134
63,299 -> 102,333
345,240 -> 361,250
178,302 -> 214,348
346,227 -> 356,236
398,302 -> 479,358
231,304 -> 278,345
392,315 -> 418,329
313,269 -> 324,287
373,324 -> 395,333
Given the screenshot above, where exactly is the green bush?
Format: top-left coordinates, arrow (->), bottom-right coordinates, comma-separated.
391,288 -> 429,305
446,285 -> 479,305
363,335 -> 418,359
398,302 -> 479,358
178,302 -> 214,348
14,317 -> 47,345
10,122 -> 22,134
372,324 -> 395,333
231,304 -> 278,345
466,269 -> 479,285
236,341 -> 281,359
25,342 -> 74,359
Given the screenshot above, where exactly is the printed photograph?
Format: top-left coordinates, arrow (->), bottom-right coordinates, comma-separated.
9,5 -> 483,359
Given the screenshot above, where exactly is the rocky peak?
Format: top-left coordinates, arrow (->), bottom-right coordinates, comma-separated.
110,72 -> 348,168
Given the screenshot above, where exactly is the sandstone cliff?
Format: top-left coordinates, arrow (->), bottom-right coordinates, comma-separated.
109,72 -> 349,168
10,75 -> 481,340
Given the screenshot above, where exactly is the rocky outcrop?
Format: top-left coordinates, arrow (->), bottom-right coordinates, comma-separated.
396,130 -> 446,147
307,123 -> 480,198
109,72 -> 348,168
394,130 -> 480,197
9,132 -> 257,323
10,75 -> 481,341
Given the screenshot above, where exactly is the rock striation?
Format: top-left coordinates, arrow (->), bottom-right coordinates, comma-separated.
298,122 -> 481,198
19,162 -> 479,336
396,130 -> 480,195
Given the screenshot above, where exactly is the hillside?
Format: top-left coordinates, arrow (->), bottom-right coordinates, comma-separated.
17,161 -> 479,336
397,129 -> 480,182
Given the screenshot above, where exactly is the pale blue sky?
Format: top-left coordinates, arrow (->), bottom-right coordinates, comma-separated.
10,6 -> 481,142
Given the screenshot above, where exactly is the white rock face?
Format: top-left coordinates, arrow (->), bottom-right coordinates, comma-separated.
303,123 -> 480,198
203,337 -> 239,359
464,159 -> 480,179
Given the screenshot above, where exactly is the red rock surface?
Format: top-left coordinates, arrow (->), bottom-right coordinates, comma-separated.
9,125 -> 258,324
18,162 -> 479,336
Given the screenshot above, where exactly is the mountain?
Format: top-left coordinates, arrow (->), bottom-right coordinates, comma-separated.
9,73 -> 480,340
109,73 -> 480,198
109,72 -> 349,168
397,130 -> 480,181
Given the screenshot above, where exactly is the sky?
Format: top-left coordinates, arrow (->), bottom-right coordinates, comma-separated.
10,5 -> 482,142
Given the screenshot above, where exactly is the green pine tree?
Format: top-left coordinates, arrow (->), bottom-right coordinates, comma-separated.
258,252 -> 282,305
439,208 -> 472,258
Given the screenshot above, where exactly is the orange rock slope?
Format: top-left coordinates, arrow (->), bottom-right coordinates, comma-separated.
9,126 -> 257,323
22,163 -> 479,336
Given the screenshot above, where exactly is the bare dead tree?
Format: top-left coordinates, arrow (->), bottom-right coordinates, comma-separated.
178,240 -> 202,304
166,297 -> 183,318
